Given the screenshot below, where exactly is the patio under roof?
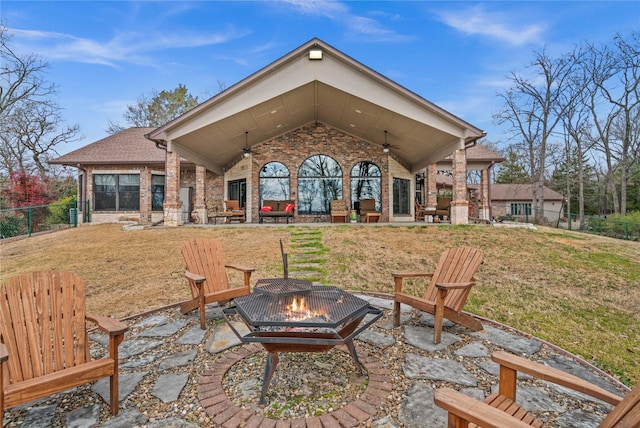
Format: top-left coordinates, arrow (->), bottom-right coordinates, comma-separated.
146,38 -> 485,176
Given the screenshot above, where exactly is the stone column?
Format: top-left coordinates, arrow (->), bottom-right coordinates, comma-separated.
479,168 -> 491,221
194,164 -> 207,224
163,145 -> 182,227
139,166 -> 152,225
450,145 -> 468,225
426,164 -> 437,211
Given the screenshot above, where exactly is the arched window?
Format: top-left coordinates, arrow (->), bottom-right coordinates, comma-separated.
351,161 -> 381,211
259,162 -> 290,205
298,155 -> 342,214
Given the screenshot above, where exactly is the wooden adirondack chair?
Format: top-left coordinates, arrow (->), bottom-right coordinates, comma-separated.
435,350 -> 640,427
0,271 -> 128,425
330,199 -> 348,223
224,200 -> 246,223
392,246 -> 483,343
180,237 -> 254,329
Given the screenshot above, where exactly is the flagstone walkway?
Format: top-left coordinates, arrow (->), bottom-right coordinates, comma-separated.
3,293 -> 629,428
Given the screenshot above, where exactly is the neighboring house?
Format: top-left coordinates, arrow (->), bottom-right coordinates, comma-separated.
419,144 -> 505,219
52,38 -> 491,225
49,127 -> 200,225
491,184 -> 565,224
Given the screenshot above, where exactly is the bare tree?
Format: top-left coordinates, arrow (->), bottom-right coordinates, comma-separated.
495,48 -> 583,223
1,100 -> 80,175
556,47 -> 596,229
0,25 -> 54,116
0,24 -> 80,176
584,32 -> 640,215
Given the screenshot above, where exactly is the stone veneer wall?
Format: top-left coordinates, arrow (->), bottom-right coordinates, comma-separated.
246,123 -> 399,223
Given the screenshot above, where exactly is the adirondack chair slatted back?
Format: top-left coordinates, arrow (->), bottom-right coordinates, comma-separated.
423,247 -> 483,311
600,383 -> 640,427
0,271 -> 89,384
181,237 -> 230,297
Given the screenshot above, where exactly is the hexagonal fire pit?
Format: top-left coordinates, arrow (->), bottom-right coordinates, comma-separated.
223,278 -> 382,404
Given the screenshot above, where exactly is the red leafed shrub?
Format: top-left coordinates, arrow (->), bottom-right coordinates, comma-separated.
5,171 -> 51,208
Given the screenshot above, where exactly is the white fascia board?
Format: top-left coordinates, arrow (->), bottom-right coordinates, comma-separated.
167,140 -> 223,175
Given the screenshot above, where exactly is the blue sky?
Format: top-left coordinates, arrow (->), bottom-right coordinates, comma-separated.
2,1 -> 638,156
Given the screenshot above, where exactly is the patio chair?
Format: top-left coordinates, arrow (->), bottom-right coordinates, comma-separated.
392,246 -> 483,343
415,198 -> 428,221
435,197 -> 451,220
180,237 -> 254,329
206,198 -> 232,224
225,200 -> 245,223
435,350 -> 640,427
330,199 -> 348,223
0,271 -> 128,425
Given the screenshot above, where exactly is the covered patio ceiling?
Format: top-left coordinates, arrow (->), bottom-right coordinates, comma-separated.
147,38 -> 485,176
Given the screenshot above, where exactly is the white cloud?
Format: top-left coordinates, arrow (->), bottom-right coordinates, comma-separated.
10,26 -> 246,68
278,0 -> 350,19
434,5 -> 545,46
277,0 -> 412,42
348,16 -> 413,43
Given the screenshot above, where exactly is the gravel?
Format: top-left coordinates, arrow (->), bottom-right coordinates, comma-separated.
2,304 -> 625,427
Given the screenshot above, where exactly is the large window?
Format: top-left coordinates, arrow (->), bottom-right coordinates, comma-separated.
151,175 -> 165,211
94,174 -> 140,211
351,161 -> 381,211
298,155 -> 342,215
511,203 -> 532,216
260,162 -> 290,205
393,177 -> 410,215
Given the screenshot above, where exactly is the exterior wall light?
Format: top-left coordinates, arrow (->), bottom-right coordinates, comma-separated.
309,49 -> 323,60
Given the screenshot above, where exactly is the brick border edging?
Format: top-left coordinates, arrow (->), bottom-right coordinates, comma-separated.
198,343 -> 391,428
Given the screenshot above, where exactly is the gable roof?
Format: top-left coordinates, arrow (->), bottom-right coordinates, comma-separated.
436,144 -> 505,171
147,38 -> 485,175
491,184 -> 565,201
49,128 -> 162,166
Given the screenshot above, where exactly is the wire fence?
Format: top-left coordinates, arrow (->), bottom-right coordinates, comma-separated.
502,210 -> 640,241
2,201 -> 637,241
0,200 -> 78,239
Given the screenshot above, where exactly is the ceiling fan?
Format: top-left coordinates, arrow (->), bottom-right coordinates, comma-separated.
242,131 -> 251,158
382,130 -> 400,153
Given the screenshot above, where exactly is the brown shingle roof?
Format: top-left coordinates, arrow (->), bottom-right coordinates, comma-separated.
491,184 -> 564,201
442,144 -> 505,162
49,127 -> 163,165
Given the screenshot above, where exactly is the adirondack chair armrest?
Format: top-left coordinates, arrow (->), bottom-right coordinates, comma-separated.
435,281 -> 475,290
392,272 -> 434,279
225,264 -> 256,273
392,272 -> 434,292
491,351 -> 623,406
434,388 -> 533,428
184,270 -> 206,284
225,264 -> 255,288
0,342 -> 7,363
86,314 -> 129,336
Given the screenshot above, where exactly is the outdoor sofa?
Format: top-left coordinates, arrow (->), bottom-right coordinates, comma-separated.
259,200 -> 295,223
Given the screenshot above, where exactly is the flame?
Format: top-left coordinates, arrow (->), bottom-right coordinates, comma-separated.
285,296 -> 327,321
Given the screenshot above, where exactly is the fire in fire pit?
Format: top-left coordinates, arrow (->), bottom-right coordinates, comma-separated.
223,278 -> 382,404
285,296 -> 327,322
